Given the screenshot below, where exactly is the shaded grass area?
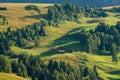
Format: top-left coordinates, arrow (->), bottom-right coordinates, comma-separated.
40,35 -> 81,57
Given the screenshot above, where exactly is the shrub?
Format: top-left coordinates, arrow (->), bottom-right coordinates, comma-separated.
24,5 -> 40,13
0,7 -> 7,10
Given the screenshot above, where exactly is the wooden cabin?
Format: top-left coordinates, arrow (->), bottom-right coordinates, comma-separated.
58,50 -> 65,54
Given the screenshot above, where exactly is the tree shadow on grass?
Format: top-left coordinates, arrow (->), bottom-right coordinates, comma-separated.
97,61 -> 112,65
22,14 -> 47,20
23,15 -> 41,19
40,42 -> 81,57
48,27 -> 84,47
67,27 -> 83,35
40,27 -> 84,57
95,50 -> 111,56
107,70 -> 120,75
108,77 -> 120,80
50,36 -> 76,46
86,19 -> 102,23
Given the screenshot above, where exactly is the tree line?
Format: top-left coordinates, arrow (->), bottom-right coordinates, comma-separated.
0,20 -> 46,55
106,7 -> 120,13
0,3 -> 108,56
0,7 -> 7,10
47,3 -> 107,27
0,54 -> 102,80
71,22 -> 120,63
73,22 -> 120,53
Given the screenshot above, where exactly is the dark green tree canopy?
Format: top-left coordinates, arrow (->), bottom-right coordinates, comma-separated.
0,55 -> 12,73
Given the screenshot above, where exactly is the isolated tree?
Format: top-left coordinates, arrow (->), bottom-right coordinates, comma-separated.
39,26 -> 46,36
110,43 -> 116,53
112,53 -> 119,64
35,39 -> 40,48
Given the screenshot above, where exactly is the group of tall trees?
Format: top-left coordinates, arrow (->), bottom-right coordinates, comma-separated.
0,55 -> 11,73
47,3 -> 107,27
10,54 -> 100,80
0,20 -> 46,55
0,54 -> 102,80
0,3 -> 108,55
25,5 -> 40,14
73,22 -> 120,54
107,7 -> 120,13
71,22 -> 120,63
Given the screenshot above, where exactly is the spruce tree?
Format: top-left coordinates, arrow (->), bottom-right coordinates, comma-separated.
112,53 -> 119,64
0,55 -> 12,73
17,61 -> 28,78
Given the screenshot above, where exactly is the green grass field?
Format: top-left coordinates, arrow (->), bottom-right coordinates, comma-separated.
0,3 -> 120,80
92,54 -> 120,80
42,52 -> 120,80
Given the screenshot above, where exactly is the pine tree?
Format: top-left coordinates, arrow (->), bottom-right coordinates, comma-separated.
0,43 -> 6,55
34,39 -> 40,48
0,55 -> 12,73
67,73 -> 75,80
39,26 -> 46,36
112,53 -> 119,64
17,67 -> 22,76
111,43 -> 116,53
11,60 -> 18,73
52,70 -> 60,80
17,61 -> 28,78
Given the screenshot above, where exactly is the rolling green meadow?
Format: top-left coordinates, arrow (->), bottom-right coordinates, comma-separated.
0,3 -> 120,80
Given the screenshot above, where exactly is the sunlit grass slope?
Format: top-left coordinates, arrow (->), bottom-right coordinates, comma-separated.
0,4 -> 120,80
92,54 -> 120,80
0,73 -> 29,80
0,3 -> 52,31
0,3 -> 119,31
42,52 -> 120,80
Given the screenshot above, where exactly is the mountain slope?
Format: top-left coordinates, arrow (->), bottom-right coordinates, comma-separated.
0,0 -> 120,7
0,3 -> 51,31
0,3 -> 120,80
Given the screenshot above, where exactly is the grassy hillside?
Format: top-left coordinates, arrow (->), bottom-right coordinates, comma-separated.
0,3 -> 52,31
0,73 -> 29,80
0,4 -> 119,31
40,51 -> 120,80
0,3 -> 120,80
10,16 -> 120,56
92,54 -> 120,80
